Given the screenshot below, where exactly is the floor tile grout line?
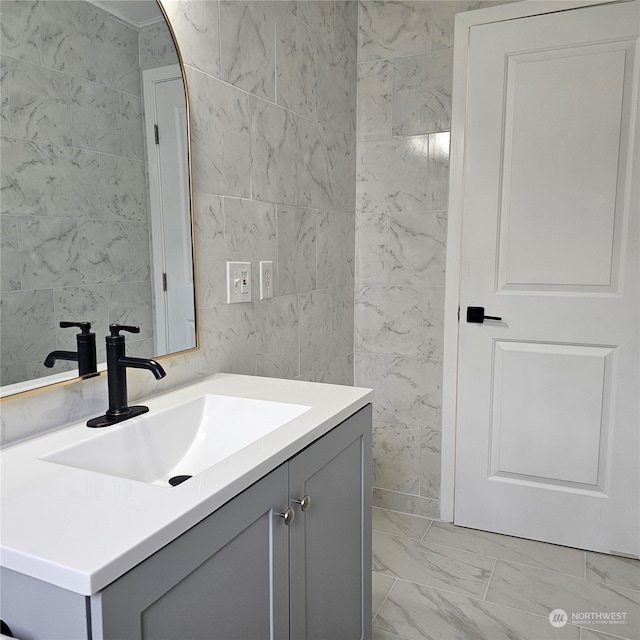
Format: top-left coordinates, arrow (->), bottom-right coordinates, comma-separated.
373,524 -> 640,593
373,526 -> 431,541
478,565 -> 640,640
397,532 -> 599,583
419,520 -> 607,561
375,574 -> 489,603
482,558 -> 497,602
584,551 -> 588,580
420,518 -> 433,542
582,552 -> 640,593
579,623 -> 637,640
372,575 -> 397,620
490,557 -> 640,593
373,573 -> 625,636
376,530 -> 588,581
418,527 -> 592,579
370,621 -> 407,640
372,506 -> 435,523
371,616 -> 414,640
371,511 -> 434,541
370,502 -> 440,524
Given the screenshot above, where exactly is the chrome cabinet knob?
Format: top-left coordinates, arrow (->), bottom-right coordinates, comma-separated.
277,508 -> 295,526
293,495 -> 311,512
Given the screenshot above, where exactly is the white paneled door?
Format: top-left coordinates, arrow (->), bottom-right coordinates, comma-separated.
453,1 -> 639,556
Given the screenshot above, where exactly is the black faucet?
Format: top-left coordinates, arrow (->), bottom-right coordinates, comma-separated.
44,321 -> 98,378
87,324 -> 166,428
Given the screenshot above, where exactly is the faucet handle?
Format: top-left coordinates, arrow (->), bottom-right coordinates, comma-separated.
109,324 -> 140,336
60,321 -> 92,334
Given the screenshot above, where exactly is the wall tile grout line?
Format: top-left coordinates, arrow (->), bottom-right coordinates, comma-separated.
182,63 -> 353,138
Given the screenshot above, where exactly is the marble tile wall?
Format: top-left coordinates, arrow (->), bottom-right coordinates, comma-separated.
1,0 -> 358,444
355,1 -> 509,520
0,0 -> 170,386
170,0 -> 357,385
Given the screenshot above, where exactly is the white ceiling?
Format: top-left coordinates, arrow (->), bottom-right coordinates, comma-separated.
87,0 -> 164,28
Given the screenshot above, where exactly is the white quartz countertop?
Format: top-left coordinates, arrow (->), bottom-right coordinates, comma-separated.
0,374 -> 372,595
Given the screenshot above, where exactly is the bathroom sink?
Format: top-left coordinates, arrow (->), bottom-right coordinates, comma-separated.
42,394 -> 310,487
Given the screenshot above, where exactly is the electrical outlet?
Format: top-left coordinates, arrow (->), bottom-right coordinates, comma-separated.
227,261 -> 251,304
259,261 -> 274,300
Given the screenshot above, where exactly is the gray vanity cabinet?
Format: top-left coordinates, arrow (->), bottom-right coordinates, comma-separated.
1,405 -> 371,640
92,463 -> 291,639
93,404 -> 372,640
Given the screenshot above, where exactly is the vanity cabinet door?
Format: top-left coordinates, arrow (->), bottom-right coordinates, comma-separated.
90,464 -> 290,640
288,405 -> 372,640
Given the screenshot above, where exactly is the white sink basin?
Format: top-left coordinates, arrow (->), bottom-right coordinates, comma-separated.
42,394 -> 310,487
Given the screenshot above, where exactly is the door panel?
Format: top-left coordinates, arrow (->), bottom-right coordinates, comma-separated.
454,1 -> 639,556
497,41 -> 633,293
489,341 -> 615,489
498,41 -> 631,290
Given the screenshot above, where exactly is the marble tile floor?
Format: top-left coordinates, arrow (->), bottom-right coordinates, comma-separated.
372,508 -> 640,640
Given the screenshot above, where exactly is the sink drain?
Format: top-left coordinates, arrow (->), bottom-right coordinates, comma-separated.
168,475 -> 192,486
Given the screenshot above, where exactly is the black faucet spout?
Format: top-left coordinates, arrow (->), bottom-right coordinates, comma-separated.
118,356 -> 166,380
44,350 -> 78,367
44,322 -> 98,378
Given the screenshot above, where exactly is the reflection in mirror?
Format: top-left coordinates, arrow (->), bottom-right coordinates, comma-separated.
0,0 -> 196,395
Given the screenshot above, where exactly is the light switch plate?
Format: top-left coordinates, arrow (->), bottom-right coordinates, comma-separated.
226,261 -> 251,304
259,261 -> 274,300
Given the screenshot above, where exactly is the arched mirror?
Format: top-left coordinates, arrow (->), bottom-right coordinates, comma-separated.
0,0 -> 196,397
